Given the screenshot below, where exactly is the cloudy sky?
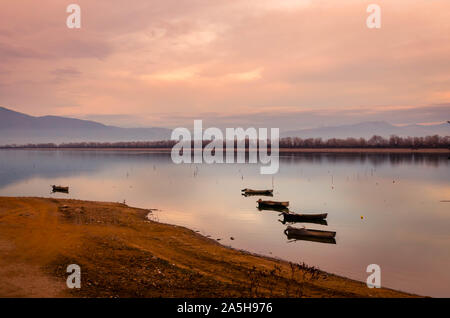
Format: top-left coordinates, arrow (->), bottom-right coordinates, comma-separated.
1,0 -> 449,129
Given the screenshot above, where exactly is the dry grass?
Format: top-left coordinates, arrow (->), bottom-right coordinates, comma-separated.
0,197 -> 418,298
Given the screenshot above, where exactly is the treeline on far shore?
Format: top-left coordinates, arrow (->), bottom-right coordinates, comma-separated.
1,135 -> 449,149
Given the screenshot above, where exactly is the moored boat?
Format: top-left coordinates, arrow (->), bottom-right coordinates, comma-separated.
257,199 -> 289,208
284,226 -> 336,239
282,212 -> 327,222
284,230 -> 336,244
52,185 -> 69,193
279,210 -> 328,225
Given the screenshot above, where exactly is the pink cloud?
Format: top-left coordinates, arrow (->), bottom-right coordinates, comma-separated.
0,0 -> 449,127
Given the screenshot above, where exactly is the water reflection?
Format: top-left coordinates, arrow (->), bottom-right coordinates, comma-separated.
0,149 -> 449,297
280,152 -> 448,167
257,206 -> 289,213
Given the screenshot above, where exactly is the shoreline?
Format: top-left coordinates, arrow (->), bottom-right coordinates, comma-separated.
0,196 -> 419,298
0,147 -> 448,154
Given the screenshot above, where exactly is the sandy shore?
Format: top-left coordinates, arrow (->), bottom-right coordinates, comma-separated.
0,197 -> 418,298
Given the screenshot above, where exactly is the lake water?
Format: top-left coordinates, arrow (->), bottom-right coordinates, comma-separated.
0,149 -> 449,297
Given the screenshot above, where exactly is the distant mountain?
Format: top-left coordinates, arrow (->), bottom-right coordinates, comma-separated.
282,121 -> 449,139
0,106 -> 172,145
1,107 -> 448,145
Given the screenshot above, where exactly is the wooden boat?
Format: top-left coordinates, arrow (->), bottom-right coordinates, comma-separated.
241,188 -> 273,196
257,199 -> 289,208
52,185 -> 69,193
284,226 -> 336,239
285,231 -> 336,244
282,212 -> 327,222
279,215 -> 328,226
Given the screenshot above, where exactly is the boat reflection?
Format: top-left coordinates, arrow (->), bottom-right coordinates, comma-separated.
257,206 -> 290,213
279,217 -> 328,226
242,192 -> 273,197
241,189 -> 273,197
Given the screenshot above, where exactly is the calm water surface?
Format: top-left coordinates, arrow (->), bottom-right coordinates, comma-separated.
0,149 -> 449,297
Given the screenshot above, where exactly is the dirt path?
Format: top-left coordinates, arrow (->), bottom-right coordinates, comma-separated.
0,197 -> 418,298
0,198 -> 68,297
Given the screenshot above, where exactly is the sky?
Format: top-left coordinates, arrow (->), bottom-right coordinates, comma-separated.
1,0 -> 450,129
